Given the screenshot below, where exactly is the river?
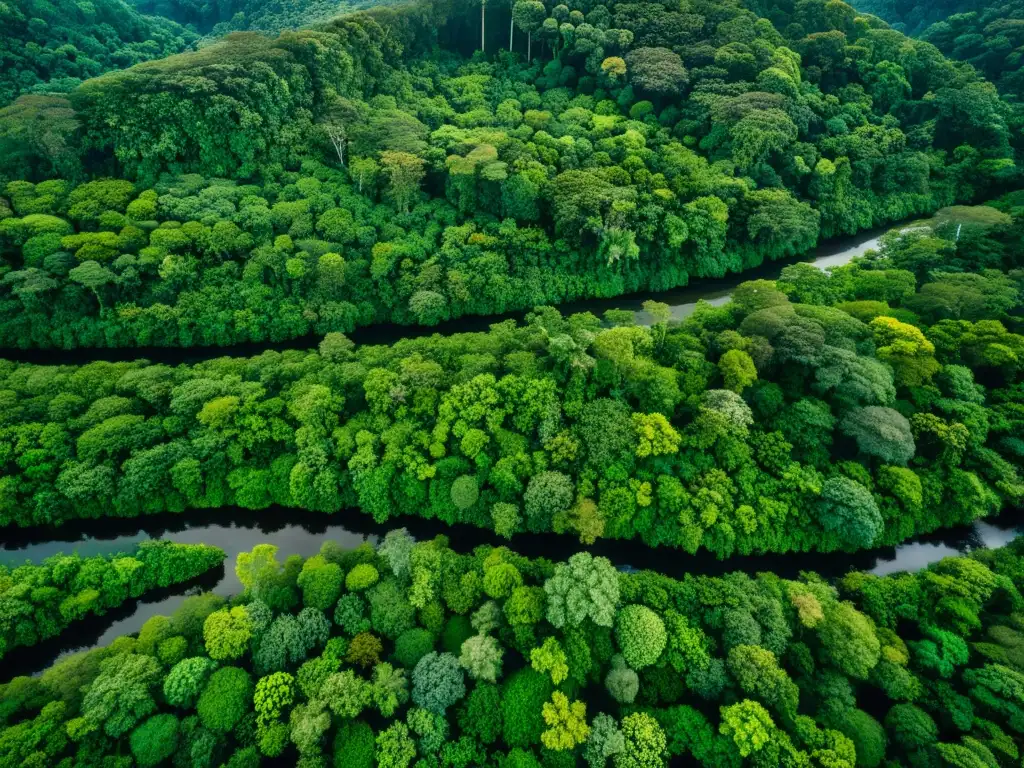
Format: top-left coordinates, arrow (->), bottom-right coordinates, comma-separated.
0,223 -> 892,366
2,504 -> 1019,678
4,220 -> 1018,677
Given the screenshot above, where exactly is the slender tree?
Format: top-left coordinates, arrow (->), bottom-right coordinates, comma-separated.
513,0 -> 546,61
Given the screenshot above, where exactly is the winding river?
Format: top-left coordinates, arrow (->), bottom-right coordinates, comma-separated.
3,221 -> 1020,677
0,223 -> 892,366
2,506 -> 1019,678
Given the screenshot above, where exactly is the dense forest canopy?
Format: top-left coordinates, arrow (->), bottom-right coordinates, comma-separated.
0,207 -> 1021,560
4,0 -> 1024,764
851,0 -> 1024,104
0,0 -> 1020,351
0,541 -> 225,661
0,0 -> 197,106
127,0 -> 407,36
1,0 -> 1021,348
0,0 -> 408,112
6,531 -> 1024,768
852,0 -> 990,36
50,0 -> 1024,186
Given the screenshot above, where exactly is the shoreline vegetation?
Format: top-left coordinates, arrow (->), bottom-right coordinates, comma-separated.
0,541 -> 225,661
0,209 -> 1020,558
0,216 -> 893,360
4,0 -> 1024,762
4,530 -> 1024,768
4,508 -> 1019,681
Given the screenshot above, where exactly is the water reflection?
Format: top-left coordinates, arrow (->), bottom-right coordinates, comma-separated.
0,218 -> 1001,676
2,505 -> 1019,677
868,520 -> 1021,576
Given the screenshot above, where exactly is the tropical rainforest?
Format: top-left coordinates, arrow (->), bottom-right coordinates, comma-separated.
126,0 -> 406,37
5,531 -> 1024,768
3,0 -> 1024,764
0,209 -> 1022,558
0,0 -> 197,105
0,0 -> 1020,348
0,541 -> 225,661
851,0 -> 1024,104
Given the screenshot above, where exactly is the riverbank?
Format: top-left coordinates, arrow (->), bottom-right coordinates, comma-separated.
3,505 -> 1019,677
3,206 -> 1018,676
0,222 -> 895,366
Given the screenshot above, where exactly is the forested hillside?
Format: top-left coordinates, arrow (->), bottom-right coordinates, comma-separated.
5,531 -> 1024,768
853,0 -> 992,36
128,0 -> 405,36
0,209 -> 1021,558
0,0 -> 196,106
852,0 -> 1024,103
0,0 -> 1018,349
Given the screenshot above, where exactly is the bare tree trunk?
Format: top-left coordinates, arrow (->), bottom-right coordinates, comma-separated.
481,0 -> 486,51
527,31 -> 531,61
325,124 -> 346,166
509,12 -> 513,51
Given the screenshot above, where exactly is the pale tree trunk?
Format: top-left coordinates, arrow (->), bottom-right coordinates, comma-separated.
509,12 -> 513,51
481,0 -> 486,51
527,31 -> 531,61
326,124 -> 346,166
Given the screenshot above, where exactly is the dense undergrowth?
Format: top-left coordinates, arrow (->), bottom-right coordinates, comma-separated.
3,530 -> 1024,768
0,541 -> 225,661
0,208 -> 1021,558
